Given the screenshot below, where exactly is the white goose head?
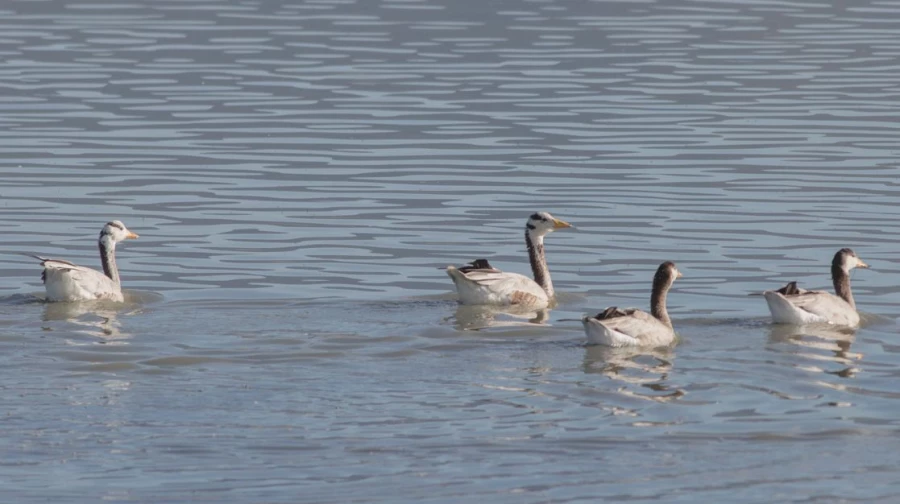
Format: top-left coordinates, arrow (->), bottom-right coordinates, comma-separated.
525,211 -> 572,238
99,220 -> 139,247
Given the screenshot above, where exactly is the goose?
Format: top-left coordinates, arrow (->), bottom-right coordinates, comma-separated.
33,220 -> 139,302
763,248 -> 868,327
582,261 -> 682,347
445,212 -> 572,307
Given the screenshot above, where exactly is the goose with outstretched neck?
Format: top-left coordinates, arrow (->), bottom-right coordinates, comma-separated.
32,220 -> 139,302
582,261 -> 682,347
446,212 -> 572,308
764,248 -> 868,327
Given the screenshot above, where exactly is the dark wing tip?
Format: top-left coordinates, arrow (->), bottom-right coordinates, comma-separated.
595,306 -> 628,320
776,281 -> 801,296
458,258 -> 495,273
470,258 -> 493,269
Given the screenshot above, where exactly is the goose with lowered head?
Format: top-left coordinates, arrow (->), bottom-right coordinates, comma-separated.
33,220 -> 139,302
764,248 -> 868,327
446,212 -> 572,308
582,261 -> 682,347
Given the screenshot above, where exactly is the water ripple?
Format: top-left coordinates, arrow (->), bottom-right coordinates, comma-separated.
3,0 -> 900,501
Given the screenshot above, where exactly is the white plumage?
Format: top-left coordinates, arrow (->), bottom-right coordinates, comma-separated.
446,212 -> 572,308
34,220 -> 139,302
583,262 -> 682,348
763,248 -> 868,327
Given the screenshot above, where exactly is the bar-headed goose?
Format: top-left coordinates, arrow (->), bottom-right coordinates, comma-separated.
764,248 -> 868,327
582,261 -> 682,347
33,220 -> 139,302
446,212 -> 572,307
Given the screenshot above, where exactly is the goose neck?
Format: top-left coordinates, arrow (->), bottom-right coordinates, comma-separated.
832,264 -> 855,308
650,277 -> 672,328
525,230 -> 553,297
99,236 -> 120,285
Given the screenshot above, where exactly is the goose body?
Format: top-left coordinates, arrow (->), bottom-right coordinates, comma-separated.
446,212 -> 572,308
764,248 -> 868,327
34,221 -> 139,302
447,265 -> 548,306
583,262 -> 682,347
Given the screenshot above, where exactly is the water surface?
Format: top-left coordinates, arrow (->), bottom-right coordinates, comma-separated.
2,0 -> 900,502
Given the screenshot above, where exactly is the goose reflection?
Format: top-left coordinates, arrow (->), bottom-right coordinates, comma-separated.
42,299 -> 140,342
581,345 -> 684,402
766,323 -> 859,377
451,304 -> 551,331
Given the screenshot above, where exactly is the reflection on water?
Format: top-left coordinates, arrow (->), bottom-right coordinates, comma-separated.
43,301 -> 132,342
36,290 -> 162,342
582,345 -> 684,402
450,304 -> 551,331
767,323 -> 860,378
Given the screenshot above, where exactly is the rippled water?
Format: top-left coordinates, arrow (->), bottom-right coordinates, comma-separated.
3,0 -> 900,501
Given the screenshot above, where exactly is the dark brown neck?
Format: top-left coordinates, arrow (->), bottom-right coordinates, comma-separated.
99,239 -> 120,285
831,263 -> 854,308
525,230 -> 553,297
650,276 -> 672,328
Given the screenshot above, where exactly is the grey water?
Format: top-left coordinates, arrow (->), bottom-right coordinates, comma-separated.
2,0 -> 900,501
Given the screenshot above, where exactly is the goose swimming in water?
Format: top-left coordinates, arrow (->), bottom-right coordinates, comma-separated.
764,248 -> 868,327
582,261 -> 682,347
445,212 -> 572,307
33,220 -> 139,302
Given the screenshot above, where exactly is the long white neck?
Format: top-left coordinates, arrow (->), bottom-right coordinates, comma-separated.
99,235 -> 120,285
525,230 -> 553,297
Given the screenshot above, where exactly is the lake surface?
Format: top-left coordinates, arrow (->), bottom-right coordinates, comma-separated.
2,0 -> 900,501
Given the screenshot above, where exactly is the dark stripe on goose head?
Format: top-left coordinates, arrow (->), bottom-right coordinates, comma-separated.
100,221 -> 126,239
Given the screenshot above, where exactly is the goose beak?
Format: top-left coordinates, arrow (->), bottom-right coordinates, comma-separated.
676,270 -> 684,278
126,231 -> 139,240
857,259 -> 869,269
553,218 -> 573,229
